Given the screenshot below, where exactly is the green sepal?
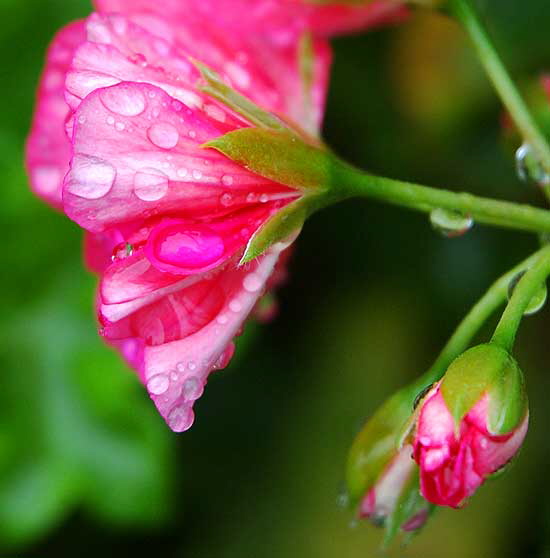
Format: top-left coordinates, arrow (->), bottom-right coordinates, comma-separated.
346,385 -> 417,505
192,59 -> 288,132
239,197 -> 308,264
440,343 -> 528,435
205,128 -> 330,192
382,468 -> 433,548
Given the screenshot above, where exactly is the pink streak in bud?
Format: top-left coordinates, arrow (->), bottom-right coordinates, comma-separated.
413,385 -> 528,508
359,444 -> 426,532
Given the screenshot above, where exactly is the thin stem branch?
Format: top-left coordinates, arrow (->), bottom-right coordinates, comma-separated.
491,244 -> 550,351
449,0 -> 550,199
422,247 -> 547,384
332,160 -> 550,234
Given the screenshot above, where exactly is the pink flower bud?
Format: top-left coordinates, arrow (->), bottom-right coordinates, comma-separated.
413,383 -> 528,508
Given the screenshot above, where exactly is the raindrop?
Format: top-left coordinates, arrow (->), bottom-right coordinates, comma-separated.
182,376 -> 203,401
148,121 -> 179,149
111,242 -> 133,261
221,174 -> 234,186
429,208 -> 473,238
100,87 -> 146,116
66,155 -> 116,199
147,373 -> 170,395
167,403 -> 195,432
507,270 -> 548,315
134,169 -> 169,201
229,299 -> 242,313
515,143 -> 550,186
220,192 -> 233,207
243,272 -> 263,293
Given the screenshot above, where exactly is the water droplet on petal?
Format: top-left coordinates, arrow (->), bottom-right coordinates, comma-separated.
246,192 -> 257,203
67,155 -> 116,199
213,342 -> 235,370
259,193 -> 269,203
229,299 -> 242,313
430,208 -> 473,237
182,376 -> 203,401
221,175 -> 234,186
167,403 -> 195,432
149,222 -> 226,271
188,361 -> 197,371
507,270 -> 548,315
177,167 -> 188,178
134,168 -> 169,201
147,373 -> 170,395
243,272 -> 263,293
147,121 -> 179,149
111,242 -> 133,261
176,362 -> 186,372
106,115 -> 115,126
220,192 -> 233,207
100,87 -> 146,116
115,121 -> 125,131
192,169 -> 202,180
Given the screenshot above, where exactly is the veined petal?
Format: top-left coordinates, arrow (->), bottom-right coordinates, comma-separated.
64,82 -> 297,232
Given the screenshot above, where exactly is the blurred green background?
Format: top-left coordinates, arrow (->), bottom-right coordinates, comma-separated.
1,0 -> 550,556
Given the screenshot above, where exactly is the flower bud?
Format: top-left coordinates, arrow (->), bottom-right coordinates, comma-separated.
412,344 -> 529,508
346,385 -> 431,538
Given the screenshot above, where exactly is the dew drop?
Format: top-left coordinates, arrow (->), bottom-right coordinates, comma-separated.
147,373 -> 170,395
100,87 -> 146,116
243,272 -> 263,293
106,115 -> 115,126
507,270 -> 548,315
220,192 -> 233,207
111,242 -> 133,261
177,167 -> 188,178
259,193 -> 269,203
246,192 -> 257,203
188,130 -> 197,139
429,208 -> 473,238
213,342 -> 235,370
516,143 -> 550,186
66,155 -> 116,199
167,403 -> 195,432
192,169 -> 203,180
148,121 -> 179,149
188,361 -> 197,371
229,299 -> 242,313
217,314 -> 228,325
182,376 -> 203,401
134,168 -> 169,201
115,121 -> 125,131
176,362 -> 186,373
77,114 -> 86,124
221,175 -> 234,186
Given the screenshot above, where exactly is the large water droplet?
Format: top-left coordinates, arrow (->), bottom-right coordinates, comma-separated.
430,208 -> 473,238
100,87 -> 146,116
134,168 -> 169,201
167,403 -> 195,432
507,270 -> 548,315
516,143 -> 550,186
149,223 -> 225,271
147,373 -> 170,395
147,121 -> 179,149
66,155 -> 116,199
181,376 -> 203,401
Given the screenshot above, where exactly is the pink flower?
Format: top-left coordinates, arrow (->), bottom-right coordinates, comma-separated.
26,10 -> 330,432
413,384 -> 528,508
92,0 -> 408,42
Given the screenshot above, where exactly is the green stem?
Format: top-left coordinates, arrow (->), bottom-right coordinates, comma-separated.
333,160 -> 550,234
449,0 -> 550,199
491,244 -> 550,351
422,247 -> 547,384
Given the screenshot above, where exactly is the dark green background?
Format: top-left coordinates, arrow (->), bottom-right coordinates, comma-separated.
1,1 -> 550,556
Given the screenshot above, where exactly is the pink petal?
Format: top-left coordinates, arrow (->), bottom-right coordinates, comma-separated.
64,81 -> 297,232
67,12 -> 330,134
25,21 -> 86,208
105,242 -> 287,432
92,0 -> 407,40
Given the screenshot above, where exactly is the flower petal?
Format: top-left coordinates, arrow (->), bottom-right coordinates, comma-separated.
25,21 -> 86,208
